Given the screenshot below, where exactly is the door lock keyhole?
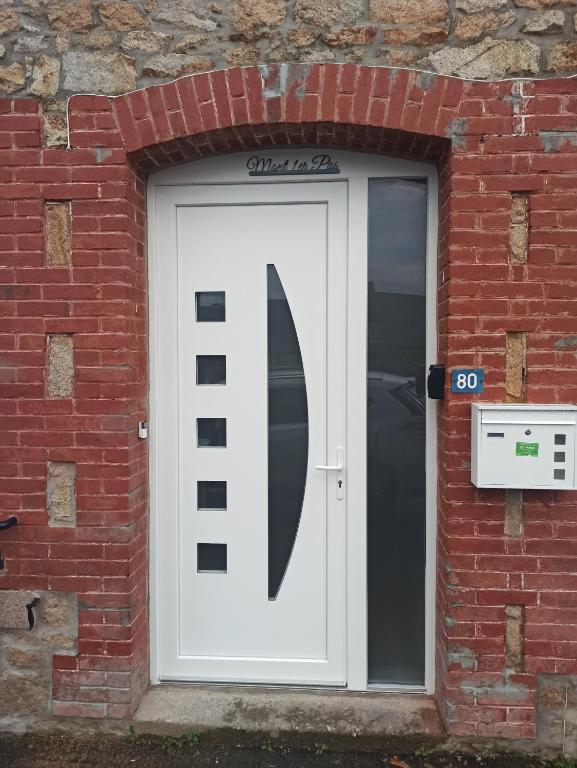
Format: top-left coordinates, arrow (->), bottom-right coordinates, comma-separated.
338,480 -> 342,489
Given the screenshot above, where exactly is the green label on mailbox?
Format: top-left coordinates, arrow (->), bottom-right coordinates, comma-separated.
516,442 -> 539,457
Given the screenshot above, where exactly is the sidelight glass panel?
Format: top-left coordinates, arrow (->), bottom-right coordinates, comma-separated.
267,264 -> 309,600
197,543 -> 227,572
196,355 -> 226,385
197,418 -> 226,447
367,178 -> 427,685
196,291 -> 225,322
197,481 -> 227,510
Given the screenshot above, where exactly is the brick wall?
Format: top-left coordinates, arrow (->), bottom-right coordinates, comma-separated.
0,63 -> 576,749
434,76 -> 577,742
0,96 -> 148,720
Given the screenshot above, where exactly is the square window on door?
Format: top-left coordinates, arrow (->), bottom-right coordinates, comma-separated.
197,543 -> 227,572
555,434 -> 567,446
197,418 -> 226,447
196,291 -> 225,322
196,355 -> 226,385
197,481 -> 227,510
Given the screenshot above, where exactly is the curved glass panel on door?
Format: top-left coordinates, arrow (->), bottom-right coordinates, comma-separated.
267,265 -> 309,600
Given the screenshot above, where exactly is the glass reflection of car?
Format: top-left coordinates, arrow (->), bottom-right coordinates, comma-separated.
367,371 -> 425,520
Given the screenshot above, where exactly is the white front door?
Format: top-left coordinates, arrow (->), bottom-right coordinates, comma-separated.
154,182 -> 348,685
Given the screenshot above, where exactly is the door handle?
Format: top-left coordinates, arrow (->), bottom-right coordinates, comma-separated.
315,448 -> 344,500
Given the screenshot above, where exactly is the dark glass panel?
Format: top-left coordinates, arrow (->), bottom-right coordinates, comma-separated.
196,355 -> 226,385
367,178 -> 427,685
267,264 -> 309,600
196,291 -> 225,322
197,543 -> 227,572
197,481 -> 227,510
197,418 -> 227,447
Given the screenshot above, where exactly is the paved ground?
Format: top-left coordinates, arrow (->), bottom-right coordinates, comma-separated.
0,733 -> 571,768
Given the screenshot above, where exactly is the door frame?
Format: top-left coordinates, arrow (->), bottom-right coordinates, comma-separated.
147,149 -> 439,694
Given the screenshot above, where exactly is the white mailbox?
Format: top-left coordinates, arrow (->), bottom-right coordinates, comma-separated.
471,404 -> 577,490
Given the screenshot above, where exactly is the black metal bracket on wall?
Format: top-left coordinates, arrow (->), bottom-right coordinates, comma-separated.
26,597 -> 41,630
427,364 -> 446,400
0,515 -> 17,571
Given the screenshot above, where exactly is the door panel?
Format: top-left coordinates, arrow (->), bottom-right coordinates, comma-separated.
155,183 -> 347,684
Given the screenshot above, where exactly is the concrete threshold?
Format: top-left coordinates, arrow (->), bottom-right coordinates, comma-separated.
134,684 -> 444,742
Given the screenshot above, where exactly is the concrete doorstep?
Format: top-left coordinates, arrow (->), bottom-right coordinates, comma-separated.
134,685 -> 443,744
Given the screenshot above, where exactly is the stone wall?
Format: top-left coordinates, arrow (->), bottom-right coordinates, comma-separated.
1,0 -> 577,145
0,591 -> 77,729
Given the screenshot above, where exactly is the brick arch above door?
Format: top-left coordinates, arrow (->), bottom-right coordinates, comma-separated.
66,62 -> 510,168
